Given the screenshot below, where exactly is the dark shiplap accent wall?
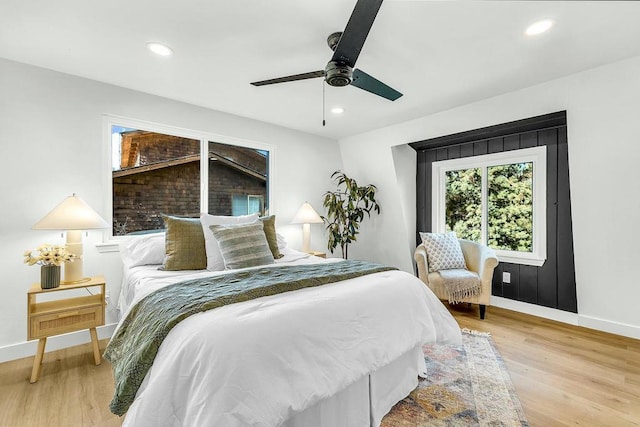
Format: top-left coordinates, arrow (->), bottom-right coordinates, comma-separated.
412,112 -> 577,313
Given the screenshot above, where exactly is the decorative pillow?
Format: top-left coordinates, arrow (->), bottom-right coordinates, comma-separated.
209,222 -> 274,270
276,233 -> 287,251
200,213 -> 259,271
120,232 -> 166,268
259,215 -> 283,259
419,231 -> 467,273
161,215 -> 207,271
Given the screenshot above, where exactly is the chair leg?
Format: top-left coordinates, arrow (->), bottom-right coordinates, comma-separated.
479,304 -> 486,320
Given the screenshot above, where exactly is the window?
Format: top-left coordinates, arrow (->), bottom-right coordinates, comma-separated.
432,146 -> 546,266
231,194 -> 264,216
106,116 -> 271,237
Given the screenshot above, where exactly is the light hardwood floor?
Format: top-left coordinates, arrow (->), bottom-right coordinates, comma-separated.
1,305 -> 639,426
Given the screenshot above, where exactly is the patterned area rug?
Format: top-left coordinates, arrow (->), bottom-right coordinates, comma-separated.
381,329 -> 529,426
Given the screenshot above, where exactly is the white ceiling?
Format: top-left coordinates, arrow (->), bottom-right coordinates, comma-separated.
2,1 -> 640,139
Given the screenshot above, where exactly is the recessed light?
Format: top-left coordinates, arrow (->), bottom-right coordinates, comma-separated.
146,42 -> 173,56
331,107 -> 345,114
525,19 -> 554,37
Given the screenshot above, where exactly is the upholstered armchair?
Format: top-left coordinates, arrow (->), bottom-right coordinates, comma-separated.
414,239 -> 498,319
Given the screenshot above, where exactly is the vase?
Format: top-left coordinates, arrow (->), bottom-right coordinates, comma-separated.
41,264 -> 61,289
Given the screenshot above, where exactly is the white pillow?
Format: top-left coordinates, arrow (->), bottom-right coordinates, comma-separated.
419,231 -> 467,273
120,232 -> 166,268
276,232 -> 288,251
200,213 -> 259,271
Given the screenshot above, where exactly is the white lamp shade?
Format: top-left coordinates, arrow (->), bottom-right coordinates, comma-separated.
291,202 -> 323,225
31,194 -> 109,284
32,194 -> 109,231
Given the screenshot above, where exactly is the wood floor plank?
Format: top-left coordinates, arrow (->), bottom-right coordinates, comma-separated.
0,340 -> 121,427
1,304 -> 639,426
453,304 -> 640,426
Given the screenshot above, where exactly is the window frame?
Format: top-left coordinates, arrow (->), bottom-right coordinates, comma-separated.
432,146 -> 547,266
100,114 -> 275,248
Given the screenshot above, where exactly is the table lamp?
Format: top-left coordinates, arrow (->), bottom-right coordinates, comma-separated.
32,193 -> 109,283
291,202 -> 323,253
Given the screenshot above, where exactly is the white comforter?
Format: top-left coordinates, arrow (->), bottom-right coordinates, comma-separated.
115,252 -> 461,426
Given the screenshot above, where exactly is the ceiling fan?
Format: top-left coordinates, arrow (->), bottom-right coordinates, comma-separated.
250,0 -> 402,102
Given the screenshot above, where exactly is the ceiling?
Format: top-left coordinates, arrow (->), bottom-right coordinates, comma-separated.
2,1 -> 640,139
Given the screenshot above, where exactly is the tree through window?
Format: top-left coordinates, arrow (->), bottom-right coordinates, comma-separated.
434,146 -> 546,266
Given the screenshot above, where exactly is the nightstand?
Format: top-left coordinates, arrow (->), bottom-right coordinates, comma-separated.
27,275 -> 106,383
308,251 -> 326,258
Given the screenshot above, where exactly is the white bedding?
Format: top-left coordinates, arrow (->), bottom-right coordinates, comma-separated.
114,250 -> 461,426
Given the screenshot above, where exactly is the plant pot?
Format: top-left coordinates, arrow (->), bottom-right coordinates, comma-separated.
41,264 -> 61,289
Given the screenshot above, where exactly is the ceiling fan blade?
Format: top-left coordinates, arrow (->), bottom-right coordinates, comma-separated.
351,68 -> 403,101
251,70 -> 325,86
331,0 -> 383,68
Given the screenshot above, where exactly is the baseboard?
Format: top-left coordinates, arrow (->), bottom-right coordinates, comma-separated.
490,296 -> 580,325
0,323 -> 117,364
490,296 -> 640,340
578,315 -> 640,340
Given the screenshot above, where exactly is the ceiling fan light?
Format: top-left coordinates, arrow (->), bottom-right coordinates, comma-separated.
525,19 -> 554,36
146,42 -> 174,56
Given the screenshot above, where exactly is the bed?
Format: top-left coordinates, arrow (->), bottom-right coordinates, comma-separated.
106,215 -> 461,427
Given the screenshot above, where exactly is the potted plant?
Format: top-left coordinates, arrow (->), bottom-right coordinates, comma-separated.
321,171 -> 381,259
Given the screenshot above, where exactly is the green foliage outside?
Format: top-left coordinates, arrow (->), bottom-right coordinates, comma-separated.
445,162 -> 533,252
445,168 -> 482,242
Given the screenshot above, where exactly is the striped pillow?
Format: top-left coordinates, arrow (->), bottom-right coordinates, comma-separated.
209,222 -> 274,270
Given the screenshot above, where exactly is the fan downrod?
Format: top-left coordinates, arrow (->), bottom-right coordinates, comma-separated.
327,32 -> 342,51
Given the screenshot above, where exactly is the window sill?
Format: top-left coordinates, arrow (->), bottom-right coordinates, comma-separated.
497,254 -> 545,267
95,241 -> 120,253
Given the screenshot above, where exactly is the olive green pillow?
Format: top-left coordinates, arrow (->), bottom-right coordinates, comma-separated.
259,215 -> 283,259
161,214 -> 207,270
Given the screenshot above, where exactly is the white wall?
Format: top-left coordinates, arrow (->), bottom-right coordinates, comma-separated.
0,58 -> 341,361
339,55 -> 640,340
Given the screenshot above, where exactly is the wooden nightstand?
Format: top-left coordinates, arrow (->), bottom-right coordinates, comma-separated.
308,251 -> 326,258
27,275 -> 106,383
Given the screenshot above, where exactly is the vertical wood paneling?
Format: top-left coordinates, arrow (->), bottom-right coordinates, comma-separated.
413,112 -> 576,313
504,135 -> 520,151
448,145 -> 461,159
556,128 -> 578,312
416,150 -> 428,245
492,264 -> 504,296
420,150 -> 437,237
460,143 -> 474,158
488,138 -> 503,153
502,264 -> 520,300
520,131 -> 537,148
537,128 -> 559,308
519,265 -> 538,304
473,140 -> 488,155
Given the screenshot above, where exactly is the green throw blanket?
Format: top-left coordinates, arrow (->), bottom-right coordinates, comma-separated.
104,260 -> 396,416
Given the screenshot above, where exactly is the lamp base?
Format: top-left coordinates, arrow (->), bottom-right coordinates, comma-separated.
302,223 -> 311,253
61,277 -> 92,285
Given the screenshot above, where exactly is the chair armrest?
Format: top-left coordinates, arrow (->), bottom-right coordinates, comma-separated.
414,245 -> 430,285
458,239 -> 499,286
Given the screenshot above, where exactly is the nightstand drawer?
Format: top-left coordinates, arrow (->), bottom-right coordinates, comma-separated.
29,304 -> 104,340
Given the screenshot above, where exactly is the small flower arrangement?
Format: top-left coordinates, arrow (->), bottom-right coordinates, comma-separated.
24,244 -> 77,266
